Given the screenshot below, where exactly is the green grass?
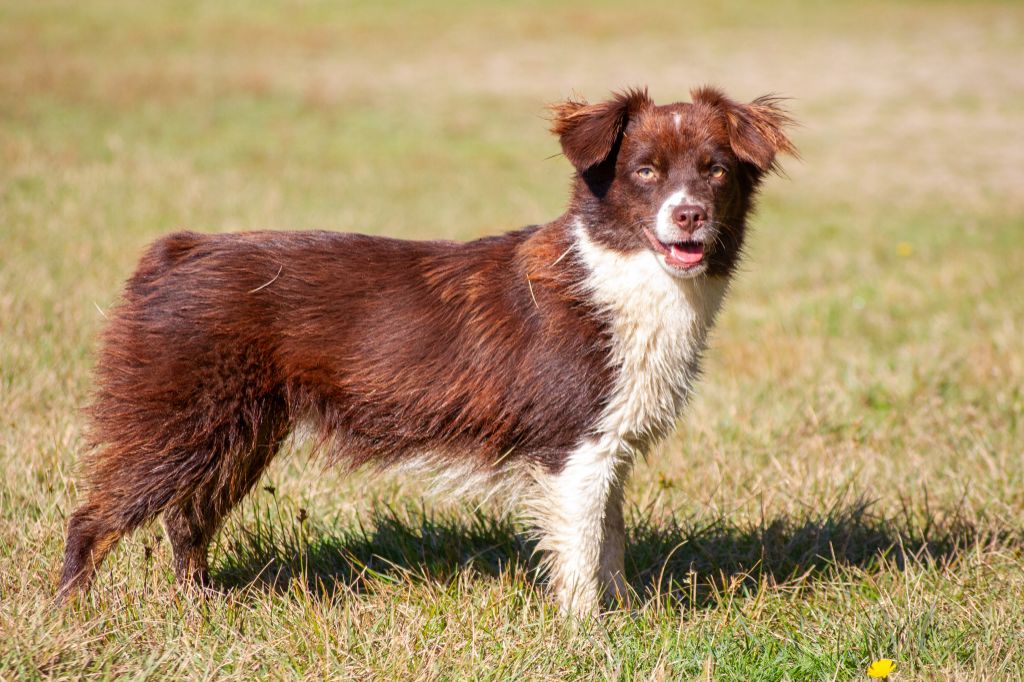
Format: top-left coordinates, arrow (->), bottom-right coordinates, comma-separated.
2,0 -> 1024,679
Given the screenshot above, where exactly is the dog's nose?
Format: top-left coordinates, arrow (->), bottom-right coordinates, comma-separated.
672,204 -> 707,233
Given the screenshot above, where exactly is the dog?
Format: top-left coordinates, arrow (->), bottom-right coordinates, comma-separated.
56,86 -> 795,615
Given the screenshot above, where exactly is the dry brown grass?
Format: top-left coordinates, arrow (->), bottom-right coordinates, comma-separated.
2,0 -> 1023,679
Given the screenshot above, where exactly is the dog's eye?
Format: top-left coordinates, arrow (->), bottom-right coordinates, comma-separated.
635,167 -> 656,180
710,165 -> 727,179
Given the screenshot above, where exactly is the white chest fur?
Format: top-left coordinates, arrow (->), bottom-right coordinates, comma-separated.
528,223 -> 730,613
574,221 -> 728,452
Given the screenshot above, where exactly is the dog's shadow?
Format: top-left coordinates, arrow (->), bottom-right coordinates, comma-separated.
209,493 -> 1006,608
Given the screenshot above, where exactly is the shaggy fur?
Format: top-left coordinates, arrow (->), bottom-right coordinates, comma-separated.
57,86 -> 795,615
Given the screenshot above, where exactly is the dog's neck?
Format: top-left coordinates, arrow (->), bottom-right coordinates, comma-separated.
569,216 -> 730,451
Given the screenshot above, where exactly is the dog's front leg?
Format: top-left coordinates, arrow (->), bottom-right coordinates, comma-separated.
532,441 -> 632,616
598,476 -> 630,608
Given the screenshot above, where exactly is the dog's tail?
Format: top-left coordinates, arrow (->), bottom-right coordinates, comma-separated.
125,230 -> 208,293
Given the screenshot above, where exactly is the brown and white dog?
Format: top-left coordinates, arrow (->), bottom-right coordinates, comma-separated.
57,87 -> 795,615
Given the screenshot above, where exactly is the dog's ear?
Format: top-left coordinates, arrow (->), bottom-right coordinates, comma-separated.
549,88 -> 653,172
691,86 -> 797,173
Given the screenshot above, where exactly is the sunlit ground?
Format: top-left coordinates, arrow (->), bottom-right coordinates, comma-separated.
2,1 -> 1022,678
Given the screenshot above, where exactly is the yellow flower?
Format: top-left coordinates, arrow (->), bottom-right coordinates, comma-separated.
896,242 -> 913,257
867,658 -> 896,678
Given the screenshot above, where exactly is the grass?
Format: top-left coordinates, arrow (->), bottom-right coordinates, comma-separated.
2,0 -> 1023,679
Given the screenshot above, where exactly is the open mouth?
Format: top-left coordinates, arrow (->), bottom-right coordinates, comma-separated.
642,228 -> 706,270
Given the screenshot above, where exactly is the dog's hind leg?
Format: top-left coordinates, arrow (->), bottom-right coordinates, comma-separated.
56,398 -> 288,603
55,500 -> 131,603
162,413 -> 290,587
56,456 -> 188,603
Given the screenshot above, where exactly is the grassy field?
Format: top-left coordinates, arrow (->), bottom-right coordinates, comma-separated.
2,0 -> 1023,679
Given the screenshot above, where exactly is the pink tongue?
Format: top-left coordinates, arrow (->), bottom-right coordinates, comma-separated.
667,243 -> 704,267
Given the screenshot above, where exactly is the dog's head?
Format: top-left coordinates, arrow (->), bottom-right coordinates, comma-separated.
551,87 -> 796,278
